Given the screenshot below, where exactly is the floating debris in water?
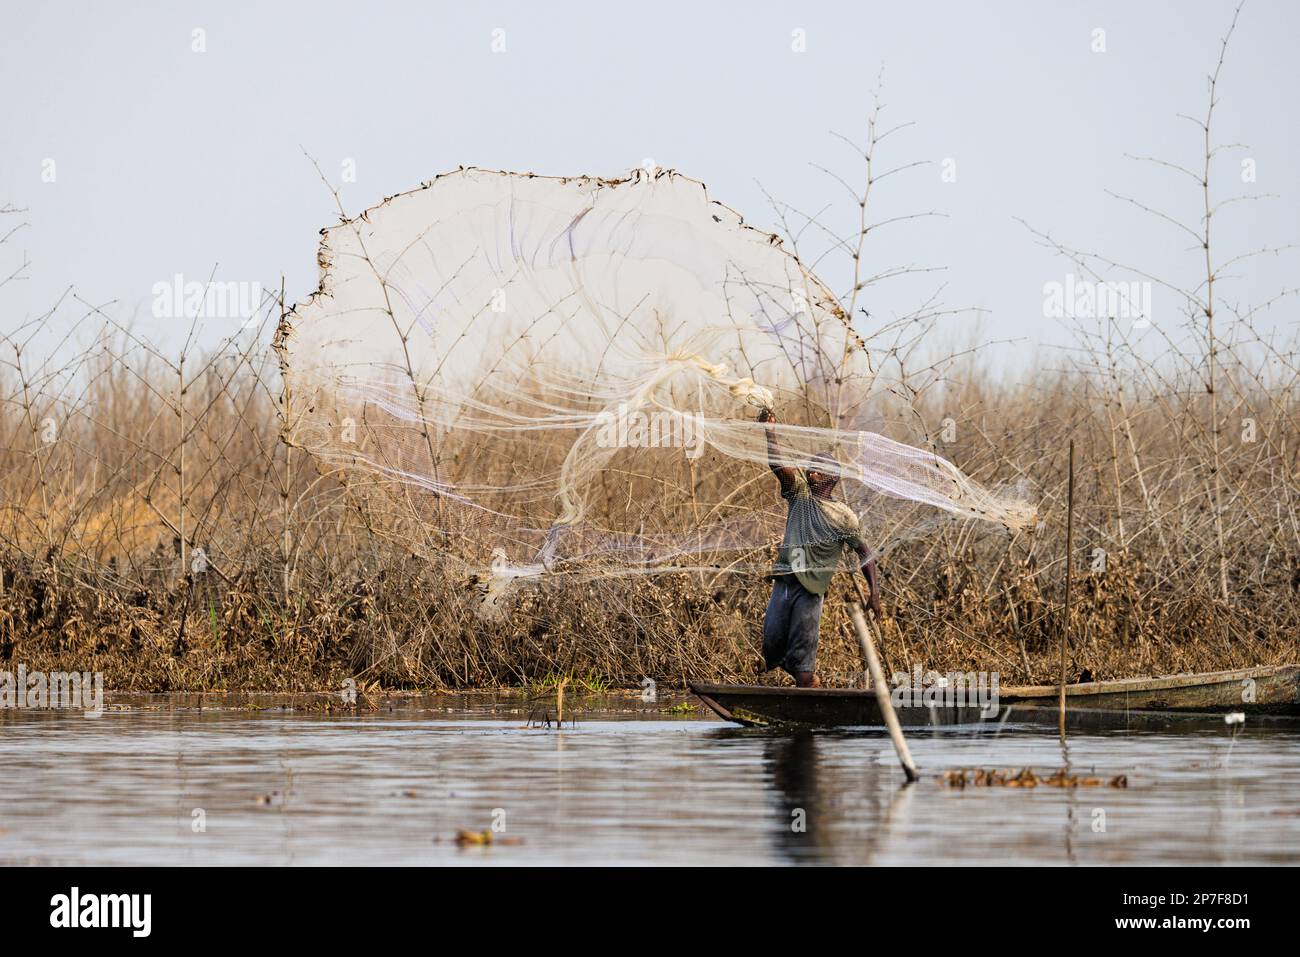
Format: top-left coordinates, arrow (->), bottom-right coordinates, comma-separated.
450,829 -> 524,848
1224,712 -> 1246,725
942,768 -> 1128,789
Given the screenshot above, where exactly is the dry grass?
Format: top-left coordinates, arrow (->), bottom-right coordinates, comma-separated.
3,6 -> 1294,692
0,306 -> 1295,693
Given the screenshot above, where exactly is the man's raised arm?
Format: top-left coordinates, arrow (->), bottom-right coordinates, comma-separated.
758,408 -> 796,494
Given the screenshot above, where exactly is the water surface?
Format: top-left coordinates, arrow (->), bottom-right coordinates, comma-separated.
2,695 -> 1296,865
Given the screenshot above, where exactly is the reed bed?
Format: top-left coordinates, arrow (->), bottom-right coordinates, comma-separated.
3,10 -> 1294,692
1,305 -> 1295,692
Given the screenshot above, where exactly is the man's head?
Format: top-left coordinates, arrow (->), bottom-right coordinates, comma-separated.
804,451 -> 840,497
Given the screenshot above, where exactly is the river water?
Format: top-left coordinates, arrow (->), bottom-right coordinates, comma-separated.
2,693 -> 1297,865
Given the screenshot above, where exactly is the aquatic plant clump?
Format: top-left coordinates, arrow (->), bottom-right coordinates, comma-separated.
276,167 -> 1035,614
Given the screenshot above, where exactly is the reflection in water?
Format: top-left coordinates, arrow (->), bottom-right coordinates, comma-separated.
0,702 -> 1297,865
1059,735 -> 1077,866
766,731 -> 826,863
764,730 -> 916,865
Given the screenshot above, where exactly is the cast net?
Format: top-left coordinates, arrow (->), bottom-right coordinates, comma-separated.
276,167 -> 1035,617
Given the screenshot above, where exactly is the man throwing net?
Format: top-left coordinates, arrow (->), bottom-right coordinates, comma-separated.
759,408 -> 882,688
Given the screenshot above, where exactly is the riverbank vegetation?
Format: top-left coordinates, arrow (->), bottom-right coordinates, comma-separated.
2,300 -> 1294,692
3,8 -> 1294,693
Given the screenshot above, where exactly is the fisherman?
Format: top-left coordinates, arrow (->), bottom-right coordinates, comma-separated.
758,408 -> 881,688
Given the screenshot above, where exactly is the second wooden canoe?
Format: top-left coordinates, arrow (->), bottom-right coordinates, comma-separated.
690,664 -> 1300,729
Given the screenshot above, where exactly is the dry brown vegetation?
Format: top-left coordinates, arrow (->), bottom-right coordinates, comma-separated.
1,296 -> 1295,693
2,7 -> 1295,692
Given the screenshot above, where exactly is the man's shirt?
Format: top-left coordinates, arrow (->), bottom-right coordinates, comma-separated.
773,471 -> 864,595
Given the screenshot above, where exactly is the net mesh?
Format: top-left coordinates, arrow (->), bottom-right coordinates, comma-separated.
275,167 -> 1036,617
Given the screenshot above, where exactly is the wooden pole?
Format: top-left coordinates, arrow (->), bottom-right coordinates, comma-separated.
819,419 -> 914,780
1059,439 -> 1076,742
848,602 -> 918,783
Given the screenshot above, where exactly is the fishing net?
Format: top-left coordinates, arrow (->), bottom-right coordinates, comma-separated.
276,167 -> 1035,617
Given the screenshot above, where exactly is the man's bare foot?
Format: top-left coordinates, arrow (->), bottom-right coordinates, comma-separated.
794,671 -> 821,689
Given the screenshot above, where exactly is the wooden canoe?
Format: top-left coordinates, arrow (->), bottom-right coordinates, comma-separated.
690,664 -> 1300,729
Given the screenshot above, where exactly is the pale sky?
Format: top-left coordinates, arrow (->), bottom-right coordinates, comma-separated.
2,0 -> 1296,366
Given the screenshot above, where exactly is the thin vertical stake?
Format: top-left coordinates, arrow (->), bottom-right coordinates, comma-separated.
1059,439 -> 1075,741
